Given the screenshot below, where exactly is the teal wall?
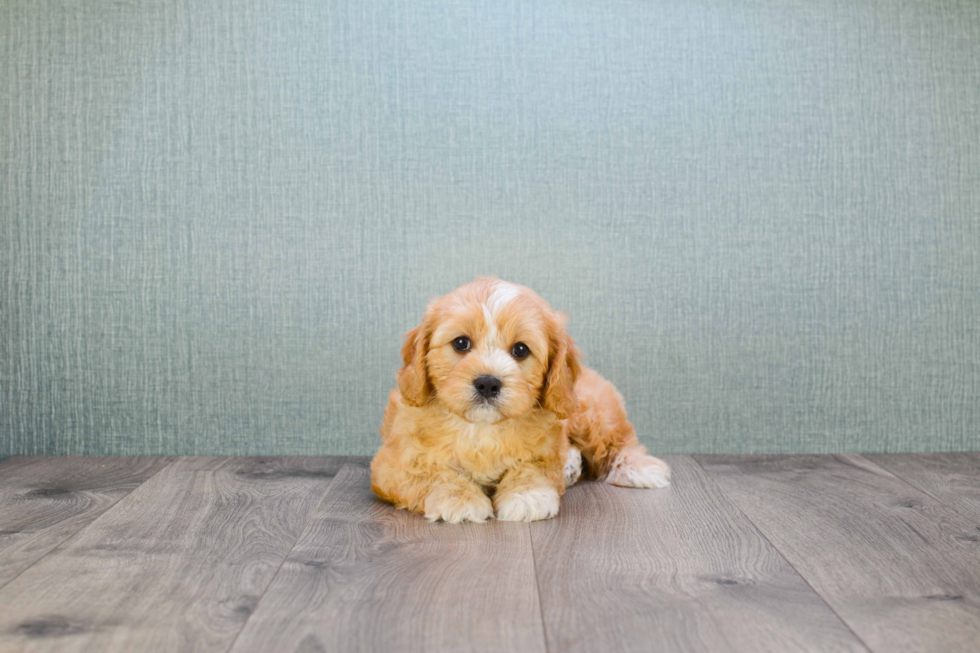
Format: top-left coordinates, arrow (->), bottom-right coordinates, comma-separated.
2,0 -> 979,457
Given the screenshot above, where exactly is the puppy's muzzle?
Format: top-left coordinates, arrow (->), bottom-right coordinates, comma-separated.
473,375 -> 502,402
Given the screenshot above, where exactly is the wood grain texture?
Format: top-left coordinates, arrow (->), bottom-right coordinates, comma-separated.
0,456 -> 173,589
866,453 -> 980,524
229,460 -> 548,653
530,456 -> 868,653
0,456 -> 344,653
697,454 -> 980,653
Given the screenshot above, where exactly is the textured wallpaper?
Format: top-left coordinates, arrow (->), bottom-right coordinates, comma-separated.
2,0 -> 979,457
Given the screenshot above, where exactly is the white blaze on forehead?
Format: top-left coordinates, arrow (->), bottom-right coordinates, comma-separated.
480,305 -> 498,345
486,281 -> 521,317
481,282 -> 521,346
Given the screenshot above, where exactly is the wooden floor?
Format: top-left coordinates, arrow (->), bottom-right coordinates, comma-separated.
0,455 -> 978,652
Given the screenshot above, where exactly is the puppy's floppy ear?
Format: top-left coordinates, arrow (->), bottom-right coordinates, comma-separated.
542,312 -> 581,419
397,323 -> 431,406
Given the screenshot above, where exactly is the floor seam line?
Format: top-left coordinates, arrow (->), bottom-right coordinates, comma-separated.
220,459 -> 347,653
691,455 -> 876,653
528,521 -> 552,653
0,456 -> 178,593
854,454 -> 967,517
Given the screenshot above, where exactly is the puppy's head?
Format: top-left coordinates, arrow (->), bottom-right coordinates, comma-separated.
397,279 -> 581,423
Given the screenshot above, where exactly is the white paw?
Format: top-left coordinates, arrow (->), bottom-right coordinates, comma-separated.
494,486 -> 560,522
423,487 -> 494,523
564,446 -> 583,487
605,450 -> 671,489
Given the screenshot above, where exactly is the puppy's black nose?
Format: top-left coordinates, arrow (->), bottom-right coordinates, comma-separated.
474,375 -> 502,400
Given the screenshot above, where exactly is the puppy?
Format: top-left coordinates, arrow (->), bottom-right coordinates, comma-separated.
370,279 -> 670,523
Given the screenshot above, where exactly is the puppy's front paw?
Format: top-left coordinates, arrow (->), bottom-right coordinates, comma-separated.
605,449 -> 671,489
423,486 -> 494,524
563,446 -> 583,487
494,486 -> 560,522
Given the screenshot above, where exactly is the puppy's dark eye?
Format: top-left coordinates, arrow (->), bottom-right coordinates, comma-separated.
511,342 -> 530,360
452,336 -> 471,352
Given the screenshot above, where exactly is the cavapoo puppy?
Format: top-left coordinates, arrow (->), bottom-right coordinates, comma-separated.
370,278 -> 670,523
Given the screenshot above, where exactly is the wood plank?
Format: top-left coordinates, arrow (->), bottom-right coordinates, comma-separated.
866,453 -> 980,524
697,454 -> 980,653
0,456 -> 344,653
229,460 -> 548,653
0,456 -> 173,589
530,456 -> 867,653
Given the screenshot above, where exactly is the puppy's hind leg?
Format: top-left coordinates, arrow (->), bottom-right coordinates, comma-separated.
567,368 -> 670,489
603,444 -> 671,489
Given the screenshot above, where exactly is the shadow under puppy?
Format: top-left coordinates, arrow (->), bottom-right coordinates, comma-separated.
371,279 -> 670,523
